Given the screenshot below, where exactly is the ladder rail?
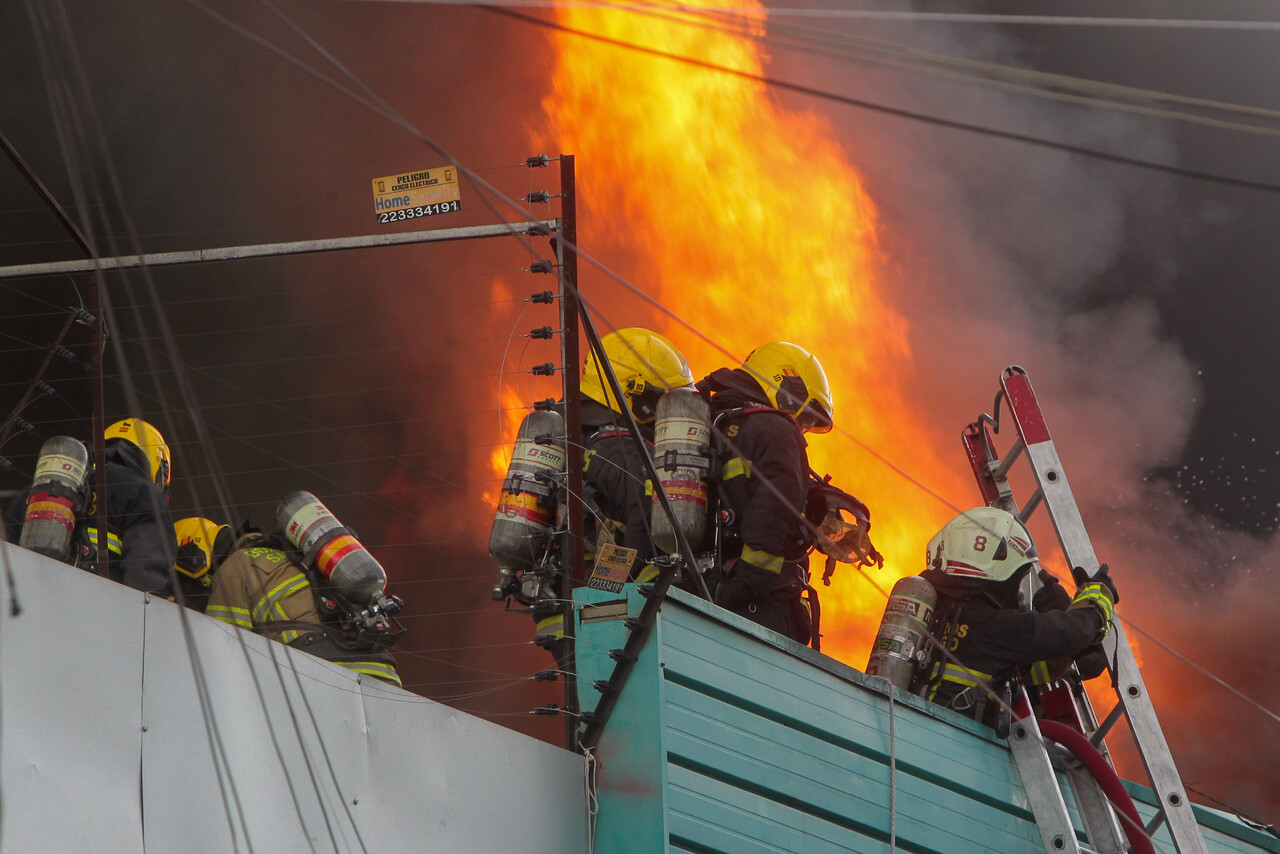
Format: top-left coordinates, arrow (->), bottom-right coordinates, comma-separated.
998,367 -> 1209,854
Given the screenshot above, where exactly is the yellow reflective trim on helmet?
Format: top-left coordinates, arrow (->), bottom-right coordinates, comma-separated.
723,457 -> 751,481
1029,660 -> 1051,686
740,545 -> 784,574
207,605 -> 252,629
338,660 -> 402,687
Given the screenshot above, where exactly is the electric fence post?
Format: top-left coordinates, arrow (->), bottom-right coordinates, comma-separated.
556,154 -> 584,749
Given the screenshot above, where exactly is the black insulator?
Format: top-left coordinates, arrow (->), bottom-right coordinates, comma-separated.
36,382 -> 56,398
534,669 -> 560,682
592,680 -> 611,694
528,223 -> 551,237
608,649 -> 630,663
0,458 -> 12,472
55,347 -> 89,372
624,618 -> 644,632
533,398 -> 557,411
533,704 -> 561,716
579,711 -> 598,725
529,260 -> 553,275
524,191 -> 550,204
531,290 -> 555,304
533,634 -> 558,650
636,584 -> 655,599
530,326 -> 555,339
13,418 -> 35,434
526,154 -> 550,168
69,306 -> 98,327
531,363 -> 557,376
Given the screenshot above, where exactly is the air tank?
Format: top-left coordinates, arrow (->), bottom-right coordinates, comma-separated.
19,436 -> 90,561
649,388 -> 712,555
277,491 -> 386,604
488,408 -> 567,599
866,575 -> 938,692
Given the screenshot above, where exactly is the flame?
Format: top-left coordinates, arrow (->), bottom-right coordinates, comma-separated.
541,0 -> 973,666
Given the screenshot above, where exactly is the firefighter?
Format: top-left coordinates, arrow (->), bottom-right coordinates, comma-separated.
698,341 -> 834,644
6,418 -> 177,596
172,517 -> 234,613
578,327 -> 695,576
532,327 -> 695,646
921,506 -> 1118,729
206,526 -> 402,687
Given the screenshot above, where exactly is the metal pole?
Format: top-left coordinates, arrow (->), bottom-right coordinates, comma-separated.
558,155 -> 583,748
90,279 -> 109,579
0,221 -> 561,280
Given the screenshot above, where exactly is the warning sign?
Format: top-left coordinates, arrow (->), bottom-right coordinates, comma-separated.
587,543 -> 637,593
370,165 -> 461,223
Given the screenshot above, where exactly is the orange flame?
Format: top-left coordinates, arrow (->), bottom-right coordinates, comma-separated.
539,0 -> 978,666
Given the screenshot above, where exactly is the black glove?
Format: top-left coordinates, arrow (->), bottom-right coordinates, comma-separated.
1032,569 -> 1071,612
1071,562 -> 1119,604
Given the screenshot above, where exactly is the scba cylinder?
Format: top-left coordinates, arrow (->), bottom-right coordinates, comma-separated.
277,491 -> 386,605
489,408 -> 567,597
865,575 -> 938,692
19,436 -> 90,561
650,388 -> 712,554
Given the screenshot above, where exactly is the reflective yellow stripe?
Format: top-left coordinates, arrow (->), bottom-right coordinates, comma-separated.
252,573 -> 311,624
723,457 -> 751,481
740,545 -> 784,574
1029,660 -> 1052,686
207,605 -> 252,629
83,527 -> 123,557
583,449 -> 596,472
1075,586 -> 1115,622
338,660 -> 402,687
938,662 -> 993,688
634,563 -> 659,583
535,614 -> 564,640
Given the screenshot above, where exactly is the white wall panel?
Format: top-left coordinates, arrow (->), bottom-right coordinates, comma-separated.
0,543 -> 587,854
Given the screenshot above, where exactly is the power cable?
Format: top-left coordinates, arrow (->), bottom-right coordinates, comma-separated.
486,7 -> 1280,195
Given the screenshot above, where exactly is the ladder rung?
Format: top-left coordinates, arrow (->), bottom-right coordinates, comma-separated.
992,437 -> 1025,479
1145,808 -> 1168,836
1090,703 -> 1126,747
1019,487 -> 1044,522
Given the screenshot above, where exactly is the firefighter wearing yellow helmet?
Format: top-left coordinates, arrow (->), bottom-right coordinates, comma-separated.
0,418 -> 180,594
532,328 -> 694,650
697,341 -> 834,644
173,517 -> 234,612
920,506 -> 1118,730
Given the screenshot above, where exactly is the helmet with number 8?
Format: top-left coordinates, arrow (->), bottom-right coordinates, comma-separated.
926,506 -> 1037,583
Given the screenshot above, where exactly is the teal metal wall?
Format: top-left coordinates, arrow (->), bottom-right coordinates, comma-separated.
576,586 -> 1280,854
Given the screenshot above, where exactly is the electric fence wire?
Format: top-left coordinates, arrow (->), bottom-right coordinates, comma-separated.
195,0 -> 1280,748
7,0 -> 1269,839
18,4 -> 389,850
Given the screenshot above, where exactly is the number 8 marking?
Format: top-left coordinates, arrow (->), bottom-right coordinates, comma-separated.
973,535 -> 987,551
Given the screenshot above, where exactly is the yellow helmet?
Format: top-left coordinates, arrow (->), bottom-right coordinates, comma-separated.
740,341 -> 834,433
580,328 -> 693,423
173,517 -> 232,583
105,418 -> 171,490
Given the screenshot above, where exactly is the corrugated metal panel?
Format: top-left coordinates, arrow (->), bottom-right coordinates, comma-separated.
579,585 -> 1277,854
0,543 -> 589,854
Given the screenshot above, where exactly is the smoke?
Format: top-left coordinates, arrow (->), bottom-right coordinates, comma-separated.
6,0 -> 1276,825
797,6 -> 1280,820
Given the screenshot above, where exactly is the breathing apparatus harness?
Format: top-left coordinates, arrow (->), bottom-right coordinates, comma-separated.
253,530 -> 406,653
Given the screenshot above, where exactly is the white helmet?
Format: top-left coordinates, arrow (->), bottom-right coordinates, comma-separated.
926,507 -> 1037,582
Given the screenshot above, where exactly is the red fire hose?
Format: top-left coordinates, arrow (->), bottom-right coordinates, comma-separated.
1036,719 -> 1157,854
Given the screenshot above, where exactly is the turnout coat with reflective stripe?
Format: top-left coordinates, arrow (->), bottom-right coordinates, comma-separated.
207,537 -> 401,687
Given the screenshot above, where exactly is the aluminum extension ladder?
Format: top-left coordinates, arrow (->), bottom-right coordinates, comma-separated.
961,366 -> 1207,854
